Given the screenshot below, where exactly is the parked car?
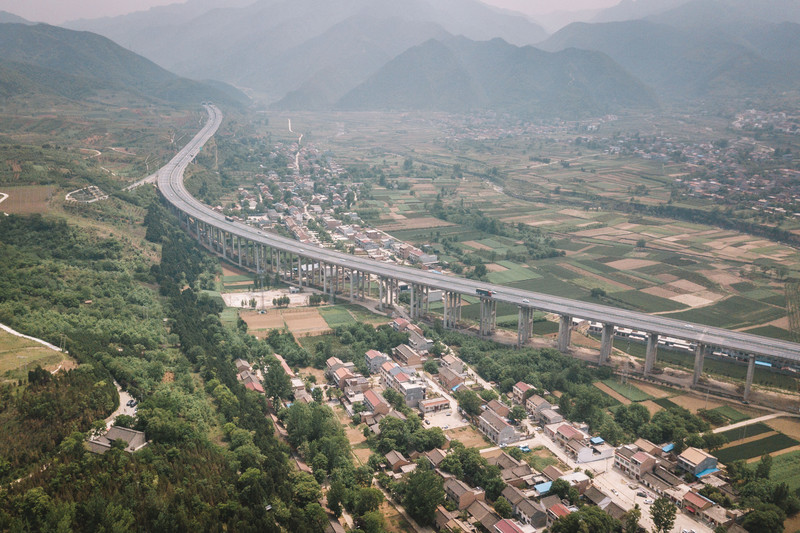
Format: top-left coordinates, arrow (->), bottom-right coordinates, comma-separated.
644,499 -> 654,505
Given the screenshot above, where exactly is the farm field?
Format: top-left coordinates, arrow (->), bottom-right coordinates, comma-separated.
714,433 -> 800,464
600,378 -> 653,402
709,405 -> 750,424
318,305 -> 358,328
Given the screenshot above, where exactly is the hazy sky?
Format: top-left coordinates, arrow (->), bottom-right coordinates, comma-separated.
0,0 -> 620,25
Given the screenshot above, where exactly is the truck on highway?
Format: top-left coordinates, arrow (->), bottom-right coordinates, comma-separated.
476,288 -> 494,297
224,216 -> 234,222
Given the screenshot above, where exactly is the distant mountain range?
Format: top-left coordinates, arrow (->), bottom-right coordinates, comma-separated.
540,0 -> 800,100
0,23 -> 248,106
65,0 -> 548,106
336,37 -> 656,117
0,0 -> 793,115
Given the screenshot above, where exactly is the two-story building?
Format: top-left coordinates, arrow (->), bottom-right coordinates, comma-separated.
614,445 -> 657,480
364,349 -> 389,373
444,478 -> 485,510
478,409 -> 516,446
678,447 -> 718,478
512,382 -> 535,405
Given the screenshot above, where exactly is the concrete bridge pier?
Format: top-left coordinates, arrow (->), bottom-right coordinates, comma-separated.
644,333 -> 659,375
600,324 -> 615,364
692,344 -> 707,386
744,354 -> 756,402
517,307 -> 534,347
557,315 -> 572,352
479,298 -> 496,336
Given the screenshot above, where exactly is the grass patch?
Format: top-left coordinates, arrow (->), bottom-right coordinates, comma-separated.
220,308 -> 239,328
601,378 -> 653,402
318,306 -> 357,328
770,450 -> 800,492
338,304 -> 388,325
487,262 -> 541,284
714,433 -> 800,463
708,405 -> 749,423
717,422 -> 774,443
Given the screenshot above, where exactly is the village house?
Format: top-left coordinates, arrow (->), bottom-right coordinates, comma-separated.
478,409 -> 516,446
364,349 -> 389,373
614,445 -> 657,480
486,399 -> 510,418
525,394 -> 551,414
87,426 -> 148,454
363,389 -> 390,415
444,478 -> 485,510
678,447 -> 719,478
420,397 -> 450,415
394,344 -> 423,367
438,365 -> 465,391
512,382 -> 535,405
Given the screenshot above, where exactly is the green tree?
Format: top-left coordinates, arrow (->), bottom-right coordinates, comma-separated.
622,503 -> 641,533
494,496 -> 512,518
264,358 -> 292,406
360,510 -> 385,533
742,503 -> 785,533
755,453 -> 773,479
423,359 -> 439,374
550,505 -> 619,533
403,466 -> 444,525
650,497 -> 677,533
455,389 -> 482,416
508,405 -> 527,425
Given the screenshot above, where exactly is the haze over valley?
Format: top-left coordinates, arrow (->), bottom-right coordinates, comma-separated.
1,1 -> 800,532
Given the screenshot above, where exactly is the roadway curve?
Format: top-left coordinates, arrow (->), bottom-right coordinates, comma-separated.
158,105 -> 800,364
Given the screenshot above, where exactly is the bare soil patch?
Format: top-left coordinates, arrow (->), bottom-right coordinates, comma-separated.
593,382 -> 631,405
766,417 -> 800,441
222,264 -> 250,277
632,382 -> 673,399
0,186 -> 55,214
282,308 -> 330,337
446,425 -> 491,449
642,286 -> 683,299
240,309 -> 285,330
462,240 -> 492,251
378,217 -> 454,231
670,294 -> 715,307
640,400 -> 664,416
606,259 -> 659,270
485,263 -> 509,273
668,393 -> 724,413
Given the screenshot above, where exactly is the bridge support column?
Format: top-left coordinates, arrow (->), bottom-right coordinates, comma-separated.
479,298 -> 496,336
222,232 -> 227,260
237,237 -> 242,267
744,354 -> 756,402
349,269 -> 354,301
600,324 -> 614,364
557,315 -> 572,352
410,285 -> 416,319
255,244 -> 260,274
692,344 -> 707,386
644,333 -> 658,375
517,307 -> 534,347
298,256 -> 303,288
379,277 -> 385,311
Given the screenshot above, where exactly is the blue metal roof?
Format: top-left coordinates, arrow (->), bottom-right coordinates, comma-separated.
662,443 -> 675,453
696,467 -> 720,478
590,437 -> 605,445
534,481 -> 552,494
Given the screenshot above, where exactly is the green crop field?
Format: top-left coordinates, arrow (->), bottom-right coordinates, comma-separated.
664,296 -> 785,329
709,405 -> 750,423
319,306 -> 358,328
220,308 -> 239,328
714,433 -> 800,464
652,398 -> 680,410
338,304 -> 388,325
717,422 -> 773,444
601,378 -> 653,402
487,262 -> 541,284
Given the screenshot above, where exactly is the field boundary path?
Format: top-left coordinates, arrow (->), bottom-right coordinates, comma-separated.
712,413 -> 788,433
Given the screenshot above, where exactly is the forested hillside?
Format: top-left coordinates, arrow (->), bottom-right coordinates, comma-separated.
0,198 -> 330,532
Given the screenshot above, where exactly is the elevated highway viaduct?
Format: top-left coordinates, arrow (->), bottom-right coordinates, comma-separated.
154,105 -> 800,402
